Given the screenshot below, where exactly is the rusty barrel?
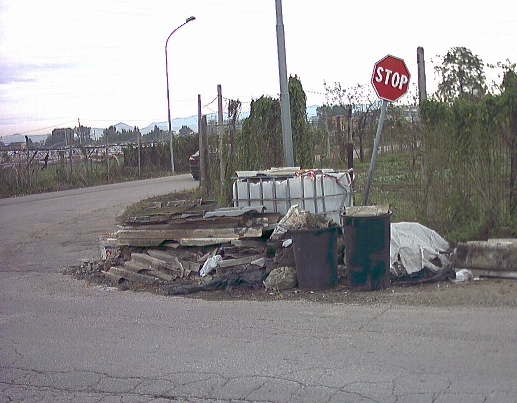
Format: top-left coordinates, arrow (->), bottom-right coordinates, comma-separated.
289,226 -> 339,290
342,206 -> 391,291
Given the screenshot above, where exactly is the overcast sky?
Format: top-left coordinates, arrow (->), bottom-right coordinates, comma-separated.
0,0 -> 515,138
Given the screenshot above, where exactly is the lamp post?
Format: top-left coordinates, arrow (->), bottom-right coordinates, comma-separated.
165,16 -> 195,173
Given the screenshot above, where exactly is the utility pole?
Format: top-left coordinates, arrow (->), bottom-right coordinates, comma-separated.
198,94 -> 209,197
417,47 -> 427,105
275,0 -> 294,167
69,131 -> 73,176
105,130 -> 109,180
198,94 -> 203,187
137,130 -> 141,177
165,16 -> 196,174
417,46 -> 430,215
347,104 -> 354,171
217,84 -> 225,185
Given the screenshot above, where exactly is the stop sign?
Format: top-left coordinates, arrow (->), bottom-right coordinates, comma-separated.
371,55 -> 411,102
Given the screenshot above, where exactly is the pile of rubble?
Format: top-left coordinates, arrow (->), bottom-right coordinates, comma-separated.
99,199 -> 337,294
92,197 -> 517,296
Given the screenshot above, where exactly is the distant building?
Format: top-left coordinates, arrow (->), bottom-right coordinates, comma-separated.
179,125 -> 194,137
50,128 -> 74,146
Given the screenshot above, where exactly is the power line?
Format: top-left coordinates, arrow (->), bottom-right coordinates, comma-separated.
13,120 -> 77,136
202,96 -> 218,109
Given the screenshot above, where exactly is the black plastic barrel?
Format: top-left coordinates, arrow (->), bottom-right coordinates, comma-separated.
289,226 -> 339,290
343,211 -> 391,291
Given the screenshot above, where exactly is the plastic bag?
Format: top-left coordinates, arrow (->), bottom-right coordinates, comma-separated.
200,255 -> 222,277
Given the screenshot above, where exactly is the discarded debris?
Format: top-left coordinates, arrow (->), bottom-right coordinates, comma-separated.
454,239 -> 517,272
451,269 -> 474,283
270,205 -> 336,241
389,222 -> 454,285
200,255 -> 222,277
100,200 -> 345,294
93,193 -> 517,297
99,234 -> 119,260
233,168 -> 354,225
263,267 -> 297,291
113,202 -> 280,247
165,266 -> 267,295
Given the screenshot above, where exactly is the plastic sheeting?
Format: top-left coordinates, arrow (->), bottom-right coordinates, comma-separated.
390,222 -> 451,275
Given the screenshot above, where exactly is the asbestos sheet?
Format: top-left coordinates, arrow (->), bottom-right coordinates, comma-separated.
390,222 -> 451,275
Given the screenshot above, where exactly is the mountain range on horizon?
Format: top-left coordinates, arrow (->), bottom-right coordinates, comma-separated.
1,106 -> 320,144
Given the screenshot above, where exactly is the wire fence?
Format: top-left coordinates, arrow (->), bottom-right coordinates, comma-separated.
2,116 -> 515,244
0,137 -> 198,198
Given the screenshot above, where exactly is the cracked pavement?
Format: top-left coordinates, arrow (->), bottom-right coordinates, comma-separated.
1,176 -> 517,402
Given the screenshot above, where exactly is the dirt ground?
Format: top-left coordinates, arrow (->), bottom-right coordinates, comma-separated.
64,261 -> 517,309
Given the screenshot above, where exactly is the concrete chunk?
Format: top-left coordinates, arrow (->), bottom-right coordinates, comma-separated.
454,240 -> 517,271
107,267 -> 158,284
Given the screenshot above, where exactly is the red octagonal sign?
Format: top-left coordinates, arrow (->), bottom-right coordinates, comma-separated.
371,55 -> 411,102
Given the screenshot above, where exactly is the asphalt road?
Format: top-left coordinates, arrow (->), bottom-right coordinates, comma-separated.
1,175 -> 517,403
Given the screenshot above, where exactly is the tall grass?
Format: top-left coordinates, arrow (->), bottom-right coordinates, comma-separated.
353,151 -> 422,224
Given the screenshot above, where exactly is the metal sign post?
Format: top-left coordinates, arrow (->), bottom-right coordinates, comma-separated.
363,99 -> 387,206
363,55 -> 411,206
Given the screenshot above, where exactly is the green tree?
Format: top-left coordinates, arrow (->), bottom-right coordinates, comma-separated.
289,75 -> 313,168
434,47 -> 486,103
236,78 -> 314,170
100,126 -> 118,144
227,99 -> 241,152
146,125 -> 165,142
238,96 -> 283,170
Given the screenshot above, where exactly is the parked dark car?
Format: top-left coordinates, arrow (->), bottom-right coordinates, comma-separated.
189,151 -> 200,180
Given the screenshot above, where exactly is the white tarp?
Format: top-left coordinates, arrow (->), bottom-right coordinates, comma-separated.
390,222 -> 450,275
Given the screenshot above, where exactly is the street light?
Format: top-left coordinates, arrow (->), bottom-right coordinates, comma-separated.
165,15 -> 195,173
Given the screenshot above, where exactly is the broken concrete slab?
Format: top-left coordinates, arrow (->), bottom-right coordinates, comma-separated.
178,237 -> 239,247
453,239 -> 517,271
230,239 -> 267,250
218,254 -> 264,268
106,266 -> 158,284
115,226 -> 265,247
145,249 -> 200,275
471,270 -> 517,280
123,260 -> 177,282
131,251 -> 201,279
130,253 -> 169,272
